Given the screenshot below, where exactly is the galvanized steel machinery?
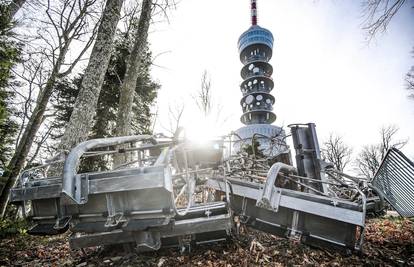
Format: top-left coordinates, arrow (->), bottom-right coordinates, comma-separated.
10,0 -> 414,255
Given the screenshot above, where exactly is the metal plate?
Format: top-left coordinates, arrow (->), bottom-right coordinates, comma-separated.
372,148 -> 414,217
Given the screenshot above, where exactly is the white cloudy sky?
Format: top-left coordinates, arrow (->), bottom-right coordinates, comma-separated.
148,0 -> 414,159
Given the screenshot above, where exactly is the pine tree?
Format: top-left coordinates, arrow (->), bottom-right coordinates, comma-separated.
0,3 -> 20,170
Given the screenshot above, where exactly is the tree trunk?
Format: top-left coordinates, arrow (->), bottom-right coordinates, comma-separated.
114,0 -> 152,166
7,0 -> 26,20
58,0 -> 124,153
0,65 -> 59,217
116,0 -> 152,137
0,0 -> 123,218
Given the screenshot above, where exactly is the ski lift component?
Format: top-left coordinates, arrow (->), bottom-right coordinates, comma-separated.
69,202 -> 232,250
62,135 -> 155,204
10,136 -> 232,250
208,173 -> 366,251
290,123 -> 328,194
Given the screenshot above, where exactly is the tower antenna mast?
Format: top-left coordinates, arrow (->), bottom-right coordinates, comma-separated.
251,0 -> 257,25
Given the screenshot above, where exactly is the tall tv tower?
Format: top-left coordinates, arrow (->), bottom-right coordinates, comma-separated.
233,0 -> 287,157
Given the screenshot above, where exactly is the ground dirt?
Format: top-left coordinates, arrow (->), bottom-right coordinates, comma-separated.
0,217 -> 413,266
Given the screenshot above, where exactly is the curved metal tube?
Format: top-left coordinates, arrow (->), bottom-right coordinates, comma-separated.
62,135 -> 154,204
256,162 -> 297,211
368,184 -> 385,212
351,183 -> 367,251
168,143 -> 195,217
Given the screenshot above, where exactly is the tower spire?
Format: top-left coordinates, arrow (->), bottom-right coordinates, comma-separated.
251,0 -> 257,25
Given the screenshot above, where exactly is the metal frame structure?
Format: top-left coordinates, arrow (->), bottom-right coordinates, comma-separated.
10,123 -> 393,253
11,136 -> 232,250
208,123 -> 370,253
9,0 -> 411,255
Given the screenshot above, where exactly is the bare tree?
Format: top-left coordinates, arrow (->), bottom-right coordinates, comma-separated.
361,1 -> 414,101
356,125 -> 408,178
361,0 -> 408,40
0,0 -> 99,217
378,125 -> 408,158
321,133 -> 353,172
356,144 -> 382,178
407,69 -> 414,98
407,48 -> 414,99
10,54 -> 49,151
161,71 -> 214,139
194,70 -> 227,128
194,70 -> 212,117
27,123 -> 54,166
164,103 -> 185,137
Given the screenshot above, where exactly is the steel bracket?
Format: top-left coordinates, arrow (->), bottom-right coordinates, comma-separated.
105,212 -> 126,228
256,186 -> 282,212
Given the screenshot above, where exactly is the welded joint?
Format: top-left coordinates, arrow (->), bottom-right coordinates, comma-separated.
134,231 -> 161,251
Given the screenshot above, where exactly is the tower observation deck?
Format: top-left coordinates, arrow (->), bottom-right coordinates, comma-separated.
233,0 -> 288,157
